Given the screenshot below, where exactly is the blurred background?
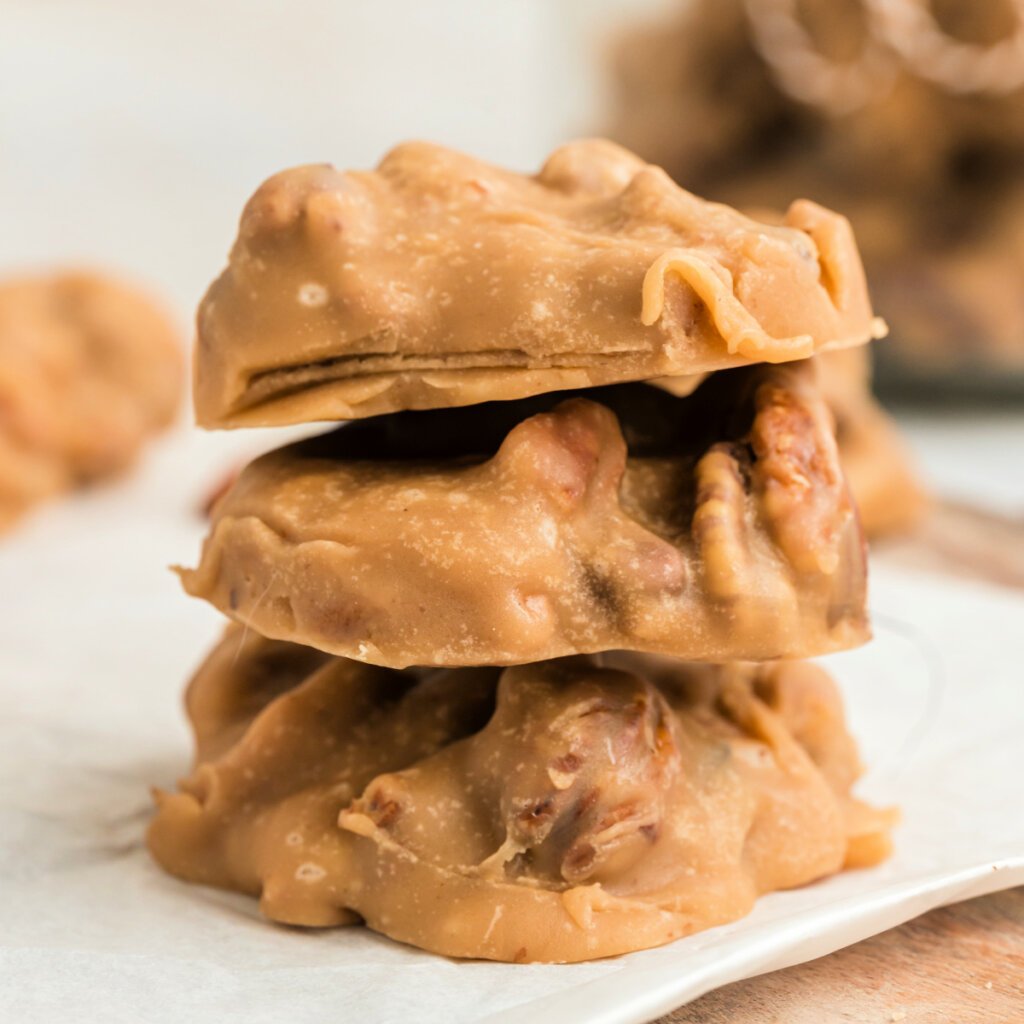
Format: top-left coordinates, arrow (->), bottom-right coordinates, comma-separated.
1,0 -> 1022,521
0,0 -> 625,315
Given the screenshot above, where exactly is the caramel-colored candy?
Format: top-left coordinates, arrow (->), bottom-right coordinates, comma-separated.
181,363 -> 867,668
195,139 -> 882,427
148,625 -> 892,963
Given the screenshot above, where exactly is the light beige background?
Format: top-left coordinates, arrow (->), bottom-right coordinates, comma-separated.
0,0 -> 672,313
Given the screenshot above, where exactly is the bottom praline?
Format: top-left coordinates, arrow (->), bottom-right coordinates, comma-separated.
148,625 -> 893,963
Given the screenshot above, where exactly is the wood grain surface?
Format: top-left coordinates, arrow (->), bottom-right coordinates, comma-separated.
656,500 -> 1024,1023
660,888 -> 1024,1023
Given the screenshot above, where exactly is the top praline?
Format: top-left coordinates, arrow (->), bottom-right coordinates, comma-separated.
194,139 -> 884,428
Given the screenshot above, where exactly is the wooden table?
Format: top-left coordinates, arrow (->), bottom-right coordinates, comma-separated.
663,888 -> 1024,1023
658,501 -> 1024,1023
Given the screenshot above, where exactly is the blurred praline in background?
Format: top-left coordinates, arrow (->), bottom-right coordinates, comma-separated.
608,0 -> 1024,399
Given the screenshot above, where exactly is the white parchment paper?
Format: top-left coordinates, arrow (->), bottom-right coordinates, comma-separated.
1,428 -> 1022,1024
